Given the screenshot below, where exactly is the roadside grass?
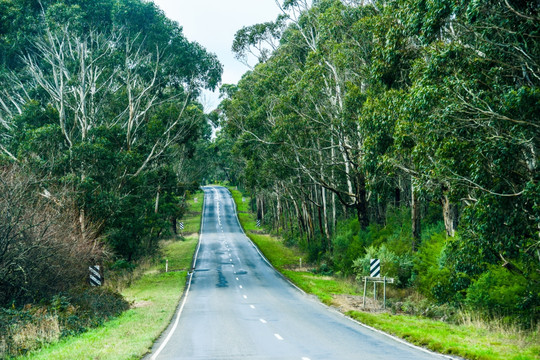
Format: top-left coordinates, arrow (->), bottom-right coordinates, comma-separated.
282,270 -> 361,305
348,312 -> 540,360
229,188 -> 540,360
20,191 -> 203,360
180,192 -> 203,235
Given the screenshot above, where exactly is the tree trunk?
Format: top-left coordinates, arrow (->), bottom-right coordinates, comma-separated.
155,186 -> 161,214
442,194 -> 458,237
322,186 -> 330,239
394,186 -> 401,207
170,216 -> 177,235
356,175 -> 369,229
411,180 -> 421,251
332,192 -> 336,234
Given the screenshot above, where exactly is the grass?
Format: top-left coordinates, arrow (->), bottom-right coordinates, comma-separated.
19,191 -> 204,360
229,188 -> 540,360
348,312 -> 540,360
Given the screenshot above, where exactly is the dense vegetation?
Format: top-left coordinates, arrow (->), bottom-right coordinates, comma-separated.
0,0 -> 220,355
214,0 -> 539,326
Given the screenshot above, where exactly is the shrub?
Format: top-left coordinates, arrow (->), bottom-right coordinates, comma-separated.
0,287 -> 129,357
465,266 -> 539,326
352,244 -> 414,287
0,165 -> 105,307
414,230 -> 450,299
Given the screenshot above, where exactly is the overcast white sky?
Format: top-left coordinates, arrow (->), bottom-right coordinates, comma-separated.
152,0 -> 281,111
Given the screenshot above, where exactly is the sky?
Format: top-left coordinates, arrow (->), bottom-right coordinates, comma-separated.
152,0 -> 282,111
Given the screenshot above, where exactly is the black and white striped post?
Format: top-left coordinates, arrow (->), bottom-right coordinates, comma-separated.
179,222 -> 184,231
370,259 -> 380,301
362,259 -> 394,309
256,219 -> 261,227
370,258 -> 380,277
89,265 -> 102,287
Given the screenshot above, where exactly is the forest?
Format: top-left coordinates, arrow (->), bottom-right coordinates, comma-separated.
0,0 -> 538,357
214,0 -> 539,327
0,0 -> 221,353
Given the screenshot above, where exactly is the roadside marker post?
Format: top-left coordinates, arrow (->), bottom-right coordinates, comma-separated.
166,259 -> 168,273
370,258 -> 380,300
256,219 -> 261,227
179,222 -> 184,231
362,259 -> 394,309
89,265 -> 102,286
370,258 -> 380,277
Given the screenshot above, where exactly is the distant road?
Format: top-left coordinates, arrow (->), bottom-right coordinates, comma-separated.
147,186 -> 451,360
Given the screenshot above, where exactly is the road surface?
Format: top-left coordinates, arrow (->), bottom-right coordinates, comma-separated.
147,186 -> 451,360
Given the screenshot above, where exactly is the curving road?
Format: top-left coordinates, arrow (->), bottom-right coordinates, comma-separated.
147,186 -> 451,360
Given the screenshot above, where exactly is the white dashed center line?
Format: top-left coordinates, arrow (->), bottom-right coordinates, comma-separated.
274,334 -> 284,341
243,295 -> 247,299
259,319 -> 267,324
239,285 -> 243,289
236,277 -> 239,281
302,357 -> 311,360
250,305 -> 255,309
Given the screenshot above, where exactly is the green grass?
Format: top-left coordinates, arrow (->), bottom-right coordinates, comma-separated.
229,188 -> 540,360
20,192 -> 204,360
282,271 -> 361,305
348,312 -> 540,360
180,192 -> 203,235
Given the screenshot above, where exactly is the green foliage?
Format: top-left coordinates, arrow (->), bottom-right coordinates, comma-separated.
465,267 -> 540,327
0,287 -> 129,357
353,244 -> 414,288
0,0 -> 222,263
332,207 -> 417,279
414,230 -> 454,302
217,0 -> 540,326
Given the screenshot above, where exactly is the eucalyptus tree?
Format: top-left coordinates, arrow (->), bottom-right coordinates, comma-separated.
0,0 -> 222,260
395,0 -> 540,300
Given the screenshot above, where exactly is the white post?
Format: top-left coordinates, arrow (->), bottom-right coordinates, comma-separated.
362,277 -> 367,308
166,259 -> 168,273
383,276 -> 386,309
299,258 -> 302,268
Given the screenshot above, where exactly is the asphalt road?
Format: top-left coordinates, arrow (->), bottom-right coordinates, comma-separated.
148,186 -> 451,360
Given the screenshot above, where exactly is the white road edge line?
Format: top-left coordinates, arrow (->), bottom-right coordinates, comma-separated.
150,186 -> 209,360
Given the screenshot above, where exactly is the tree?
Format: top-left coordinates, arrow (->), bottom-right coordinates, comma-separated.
0,0 -> 223,260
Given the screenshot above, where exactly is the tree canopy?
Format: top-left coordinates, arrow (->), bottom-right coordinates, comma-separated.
0,0 -> 222,305
215,0 -> 539,323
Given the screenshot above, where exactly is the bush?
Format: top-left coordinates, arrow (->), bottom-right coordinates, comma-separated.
414,230 -> 450,299
0,165 -> 105,307
0,287 -> 129,357
352,244 -> 414,287
465,266 -> 539,326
